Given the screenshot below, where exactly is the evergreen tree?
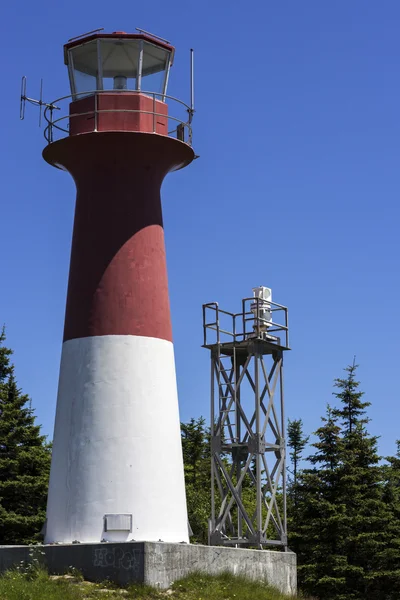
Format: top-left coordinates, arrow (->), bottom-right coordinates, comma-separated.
181,417 -> 211,543
294,406 -> 348,600
292,362 -> 400,600
0,327 -> 51,544
181,417 -> 210,487
181,417 -> 257,545
287,418 -> 309,501
378,441 -> 400,599
332,359 -> 370,434
333,362 -> 394,599
287,418 -> 309,556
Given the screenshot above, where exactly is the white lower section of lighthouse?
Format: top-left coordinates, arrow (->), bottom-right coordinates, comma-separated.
45,335 -> 189,544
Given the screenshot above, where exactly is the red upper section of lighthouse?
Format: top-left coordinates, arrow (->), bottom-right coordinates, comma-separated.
42,29 -> 193,147
63,29 -> 177,138
42,31 -> 195,343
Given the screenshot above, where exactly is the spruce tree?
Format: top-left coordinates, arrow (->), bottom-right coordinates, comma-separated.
287,418 -> 309,555
291,362 -> 399,600
293,406 -> 349,600
181,417 -> 211,543
287,418 -> 309,501
0,327 -> 51,544
181,417 -> 210,487
181,417 -> 257,544
378,441 -> 400,599
332,362 -> 394,599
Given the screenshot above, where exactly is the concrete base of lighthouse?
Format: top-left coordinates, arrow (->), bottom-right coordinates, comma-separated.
0,542 -> 297,595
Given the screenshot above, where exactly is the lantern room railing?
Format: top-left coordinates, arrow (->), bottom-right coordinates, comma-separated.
202,297 -> 290,349
43,89 -> 194,146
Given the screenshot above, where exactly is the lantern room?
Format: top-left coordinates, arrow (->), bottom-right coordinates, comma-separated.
63,31 -> 175,136
65,31 -> 174,96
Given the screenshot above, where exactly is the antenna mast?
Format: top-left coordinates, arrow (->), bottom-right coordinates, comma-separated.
20,76 -> 59,126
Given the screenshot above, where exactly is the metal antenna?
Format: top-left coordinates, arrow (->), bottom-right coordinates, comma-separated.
190,49 -> 195,114
68,28 -> 104,42
20,76 -> 27,120
39,79 -> 43,127
187,49 -> 195,147
20,76 -> 60,127
135,27 -> 170,44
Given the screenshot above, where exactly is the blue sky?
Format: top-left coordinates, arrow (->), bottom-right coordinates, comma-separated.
1,1 -> 399,458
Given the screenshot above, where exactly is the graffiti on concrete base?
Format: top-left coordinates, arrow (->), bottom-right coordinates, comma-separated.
93,546 -> 140,572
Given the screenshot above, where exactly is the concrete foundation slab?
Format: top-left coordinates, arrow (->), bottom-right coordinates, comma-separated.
0,542 -> 296,596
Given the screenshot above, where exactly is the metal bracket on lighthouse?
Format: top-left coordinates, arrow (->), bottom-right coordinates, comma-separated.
20,76 -> 60,127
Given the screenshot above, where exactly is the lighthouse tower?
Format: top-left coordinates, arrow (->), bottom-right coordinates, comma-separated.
42,30 -> 194,544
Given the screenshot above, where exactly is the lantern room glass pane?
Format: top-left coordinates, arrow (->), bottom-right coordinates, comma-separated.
141,41 -> 169,95
100,39 -> 140,90
67,37 -> 172,97
70,41 -> 98,96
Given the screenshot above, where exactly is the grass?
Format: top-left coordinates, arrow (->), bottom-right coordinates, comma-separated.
0,569 -> 307,600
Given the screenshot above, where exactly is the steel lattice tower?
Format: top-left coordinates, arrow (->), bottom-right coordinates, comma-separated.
203,287 -> 289,549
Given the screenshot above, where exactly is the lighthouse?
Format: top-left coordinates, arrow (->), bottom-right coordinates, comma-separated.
42,30 -> 195,544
